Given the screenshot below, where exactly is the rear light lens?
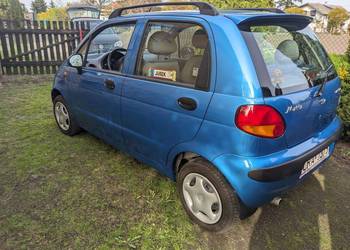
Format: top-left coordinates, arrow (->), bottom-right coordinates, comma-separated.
235,105 -> 285,138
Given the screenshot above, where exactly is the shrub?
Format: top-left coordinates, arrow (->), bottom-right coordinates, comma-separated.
330,54 -> 350,140
285,7 -> 305,15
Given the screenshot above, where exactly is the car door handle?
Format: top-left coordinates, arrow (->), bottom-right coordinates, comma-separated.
104,79 -> 115,90
177,97 -> 197,111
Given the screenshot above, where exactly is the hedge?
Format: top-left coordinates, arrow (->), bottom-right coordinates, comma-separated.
330,54 -> 350,140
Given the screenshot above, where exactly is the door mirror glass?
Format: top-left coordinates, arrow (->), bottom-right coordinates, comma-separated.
69,54 -> 83,68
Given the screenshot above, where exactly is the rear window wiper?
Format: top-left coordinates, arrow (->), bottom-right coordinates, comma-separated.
301,70 -> 313,88
315,64 -> 334,97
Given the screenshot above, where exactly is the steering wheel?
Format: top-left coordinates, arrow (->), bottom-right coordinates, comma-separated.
107,48 -> 127,71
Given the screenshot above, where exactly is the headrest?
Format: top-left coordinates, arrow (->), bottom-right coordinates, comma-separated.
147,31 -> 177,55
192,29 -> 208,49
275,40 -> 300,62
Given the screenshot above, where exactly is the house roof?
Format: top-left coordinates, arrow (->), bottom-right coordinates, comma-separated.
300,3 -> 348,15
67,3 -> 99,11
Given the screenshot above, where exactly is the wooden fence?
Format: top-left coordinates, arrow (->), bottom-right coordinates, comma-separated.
0,19 -> 90,75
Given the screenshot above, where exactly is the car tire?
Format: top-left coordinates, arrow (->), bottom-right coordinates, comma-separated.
53,95 -> 81,136
177,158 -> 239,232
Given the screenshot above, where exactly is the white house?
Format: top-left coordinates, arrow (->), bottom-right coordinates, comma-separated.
300,3 -> 350,33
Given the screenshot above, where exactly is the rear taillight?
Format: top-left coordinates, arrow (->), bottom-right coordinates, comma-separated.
235,105 -> 285,138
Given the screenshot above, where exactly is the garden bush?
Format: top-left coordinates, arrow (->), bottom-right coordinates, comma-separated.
330,54 -> 350,140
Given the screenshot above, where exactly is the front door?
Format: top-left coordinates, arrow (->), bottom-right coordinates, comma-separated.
121,20 -> 214,170
69,22 -> 136,147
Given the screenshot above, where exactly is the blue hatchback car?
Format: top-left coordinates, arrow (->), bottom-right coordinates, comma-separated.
52,2 -> 343,231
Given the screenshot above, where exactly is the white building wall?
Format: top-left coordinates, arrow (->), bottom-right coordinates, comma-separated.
300,6 -> 329,32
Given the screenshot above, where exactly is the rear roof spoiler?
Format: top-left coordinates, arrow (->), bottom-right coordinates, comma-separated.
238,15 -> 313,31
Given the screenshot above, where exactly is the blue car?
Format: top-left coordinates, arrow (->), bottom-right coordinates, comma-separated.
52,2 -> 343,231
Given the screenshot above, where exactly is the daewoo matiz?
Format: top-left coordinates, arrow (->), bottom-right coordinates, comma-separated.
52,2 -> 343,231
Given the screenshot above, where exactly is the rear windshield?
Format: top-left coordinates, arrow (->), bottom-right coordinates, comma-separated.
241,24 -> 337,97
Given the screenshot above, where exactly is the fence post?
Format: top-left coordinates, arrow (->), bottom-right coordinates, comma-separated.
0,60 -> 3,81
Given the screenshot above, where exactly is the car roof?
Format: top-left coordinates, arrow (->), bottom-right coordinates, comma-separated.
109,10 -> 307,25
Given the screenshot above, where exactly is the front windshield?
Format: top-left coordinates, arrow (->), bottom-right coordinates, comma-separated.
243,25 -> 337,96
67,8 -> 100,19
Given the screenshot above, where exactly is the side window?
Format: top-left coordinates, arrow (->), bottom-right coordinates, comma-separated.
135,22 -> 210,89
85,23 -> 135,72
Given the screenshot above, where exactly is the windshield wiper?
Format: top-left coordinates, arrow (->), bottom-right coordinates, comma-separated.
315,64 -> 334,97
302,70 -> 313,88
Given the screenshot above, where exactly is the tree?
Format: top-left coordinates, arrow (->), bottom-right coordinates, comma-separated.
81,0 -> 112,10
346,40 -> 350,63
50,0 -> 55,8
100,0 -> 161,17
31,0 -> 48,14
0,0 -> 8,18
37,7 -> 69,21
203,0 -> 274,9
275,0 -> 302,9
327,8 -> 349,34
102,0 -> 274,17
0,0 -> 24,20
285,7 -> 304,15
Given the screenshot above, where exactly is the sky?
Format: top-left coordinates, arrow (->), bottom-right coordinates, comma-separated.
20,0 -> 350,11
305,0 -> 350,10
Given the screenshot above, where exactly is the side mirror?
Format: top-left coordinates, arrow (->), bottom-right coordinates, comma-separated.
68,54 -> 83,73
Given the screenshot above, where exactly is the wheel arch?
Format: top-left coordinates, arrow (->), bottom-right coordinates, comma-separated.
173,151 -> 202,178
170,150 -> 231,187
51,88 -> 62,102
172,150 -> 257,217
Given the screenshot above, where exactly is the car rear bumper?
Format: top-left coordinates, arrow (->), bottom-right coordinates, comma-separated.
248,123 -> 342,182
212,116 -> 342,208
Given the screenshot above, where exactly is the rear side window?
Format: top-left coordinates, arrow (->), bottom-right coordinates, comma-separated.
135,22 -> 210,90
241,24 -> 336,97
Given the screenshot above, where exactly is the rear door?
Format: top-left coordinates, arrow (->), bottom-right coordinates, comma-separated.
121,18 -> 215,167
240,18 -> 341,147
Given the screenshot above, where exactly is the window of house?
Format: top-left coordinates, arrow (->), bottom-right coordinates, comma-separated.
135,22 -> 211,90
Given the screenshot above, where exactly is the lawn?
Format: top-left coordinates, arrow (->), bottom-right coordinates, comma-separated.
0,76 -> 349,249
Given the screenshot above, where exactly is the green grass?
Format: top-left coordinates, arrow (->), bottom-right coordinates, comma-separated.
0,77 -> 350,249
0,80 -> 198,249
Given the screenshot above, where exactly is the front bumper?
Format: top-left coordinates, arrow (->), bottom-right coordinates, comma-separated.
213,116 -> 342,208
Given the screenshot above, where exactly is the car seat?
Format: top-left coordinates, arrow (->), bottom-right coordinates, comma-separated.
181,29 -> 208,85
143,31 -> 180,81
275,39 -> 300,64
273,39 -> 306,90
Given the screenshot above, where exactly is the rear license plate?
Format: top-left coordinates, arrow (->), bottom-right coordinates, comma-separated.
300,147 -> 329,179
